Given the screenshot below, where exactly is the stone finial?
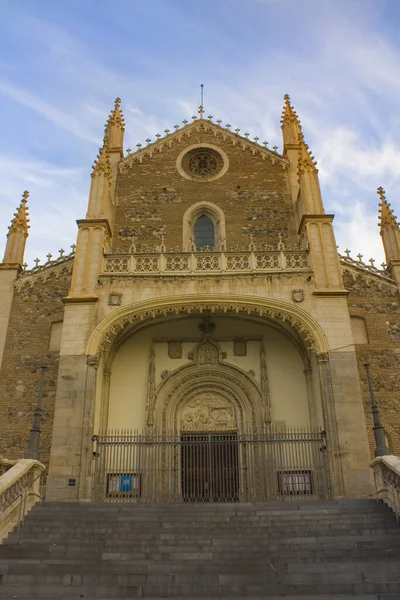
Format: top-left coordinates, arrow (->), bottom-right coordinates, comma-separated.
91,142 -> 112,181
377,186 -> 400,264
105,97 -> 125,132
378,186 -> 399,229
7,190 -> 30,235
103,97 -> 125,151
281,93 -> 304,147
297,142 -> 318,176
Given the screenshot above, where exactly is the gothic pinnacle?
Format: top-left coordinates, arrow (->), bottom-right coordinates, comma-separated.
91,142 -> 112,181
281,93 -> 303,146
103,97 -> 125,150
8,190 -> 30,235
105,97 -> 125,131
378,186 -> 399,229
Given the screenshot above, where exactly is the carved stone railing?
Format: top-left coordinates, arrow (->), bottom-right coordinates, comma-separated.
102,250 -> 311,276
370,455 -> 400,521
0,459 -> 45,542
0,456 -> 18,477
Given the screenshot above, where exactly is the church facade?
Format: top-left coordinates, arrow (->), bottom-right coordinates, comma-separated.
0,96 -> 399,503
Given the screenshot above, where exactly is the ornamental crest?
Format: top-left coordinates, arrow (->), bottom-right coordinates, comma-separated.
292,289 -> 304,303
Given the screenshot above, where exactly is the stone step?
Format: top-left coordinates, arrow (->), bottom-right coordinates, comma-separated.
1,500 -> 399,598
1,580 -> 400,597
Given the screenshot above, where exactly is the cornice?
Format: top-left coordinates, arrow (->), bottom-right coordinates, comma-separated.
118,120 -> 289,173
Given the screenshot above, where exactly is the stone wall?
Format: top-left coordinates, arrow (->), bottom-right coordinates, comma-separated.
343,268 -> 400,455
0,262 -> 72,465
113,127 -> 297,251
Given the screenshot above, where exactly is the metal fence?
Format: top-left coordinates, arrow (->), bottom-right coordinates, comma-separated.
92,427 -> 330,503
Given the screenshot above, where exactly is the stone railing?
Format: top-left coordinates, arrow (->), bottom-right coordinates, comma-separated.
370,455 -> 400,521
0,456 -> 18,477
102,249 -> 311,276
0,459 -> 45,542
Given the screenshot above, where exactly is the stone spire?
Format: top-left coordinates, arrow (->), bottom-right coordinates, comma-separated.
280,94 -> 303,147
377,186 -> 400,263
104,97 -> 125,151
3,190 -> 30,266
87,142 -> 112,219
91,142 -> 112,181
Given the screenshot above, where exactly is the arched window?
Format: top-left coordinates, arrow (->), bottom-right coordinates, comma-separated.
194,215 -> 215,250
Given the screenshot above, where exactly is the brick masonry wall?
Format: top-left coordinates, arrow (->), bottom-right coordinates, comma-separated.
343,269 -> 400,456
0,264 -> 71,466
113,128 -> 298,251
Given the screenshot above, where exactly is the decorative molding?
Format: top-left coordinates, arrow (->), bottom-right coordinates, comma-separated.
118,120 -> 288,173
87,296 -> 329,360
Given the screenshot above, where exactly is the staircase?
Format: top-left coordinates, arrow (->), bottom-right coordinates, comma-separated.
0,500 -> 399,599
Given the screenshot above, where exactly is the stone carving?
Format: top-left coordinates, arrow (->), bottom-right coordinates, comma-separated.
181,147 -> 223,178
387,323 -> 400,343
160,370 -> 170,380
196,255 -> 220,270
198,341 -> 218,365
165,256 -> 189,271
86,355 -> 100,368
135,256 -> 159,272
168,341 -> 182,359
292,289 -> 304,302
233,340 -> 247,356
108,293 -> 122,306
98,301 -> 321,355
227,255 -> 250,270
180,393 -> 237,432
146,347 -> 156,426
286,254 -> 309,269
260,343 -> 271,424
255,254 -> 280,269
104,258 -> 129,273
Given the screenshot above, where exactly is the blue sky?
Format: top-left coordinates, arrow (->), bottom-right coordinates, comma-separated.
1,0 -> 400,267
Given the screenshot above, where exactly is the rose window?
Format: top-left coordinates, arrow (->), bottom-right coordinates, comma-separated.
182,148 -> 223,178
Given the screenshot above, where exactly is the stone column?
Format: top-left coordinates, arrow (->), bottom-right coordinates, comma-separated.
77,355 -> 99,501
317,350 -> 372,498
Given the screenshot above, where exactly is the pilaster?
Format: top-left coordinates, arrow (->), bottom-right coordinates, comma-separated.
298,215 -> 346,293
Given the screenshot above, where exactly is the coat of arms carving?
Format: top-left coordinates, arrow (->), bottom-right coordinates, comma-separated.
292,289 -> 304,303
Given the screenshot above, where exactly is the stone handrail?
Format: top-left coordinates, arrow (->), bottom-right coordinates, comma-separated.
0,459 -> 45,542
102,249 -> 311,276
370,455 -> 400,521
0,456 -> 18,477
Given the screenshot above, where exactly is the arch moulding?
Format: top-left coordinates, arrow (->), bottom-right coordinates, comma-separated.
86,294 -> 329,360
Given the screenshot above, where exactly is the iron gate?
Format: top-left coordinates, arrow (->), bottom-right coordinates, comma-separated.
92,427 -> 330,502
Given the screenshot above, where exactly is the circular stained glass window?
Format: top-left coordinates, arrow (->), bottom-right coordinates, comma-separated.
181,147 -> 223,179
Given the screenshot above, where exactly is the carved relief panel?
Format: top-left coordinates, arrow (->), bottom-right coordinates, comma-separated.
180,393 -> 237,432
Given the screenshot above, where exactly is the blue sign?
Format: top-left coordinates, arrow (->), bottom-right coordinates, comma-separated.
120,475 -> 133,492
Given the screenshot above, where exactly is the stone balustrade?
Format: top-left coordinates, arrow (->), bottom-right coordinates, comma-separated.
0,459 -> 45,542
102,249 -> 311,276
370,455 -> 400,520
0,456 -> 18,477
